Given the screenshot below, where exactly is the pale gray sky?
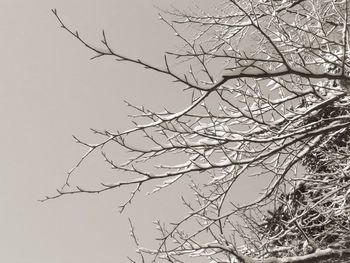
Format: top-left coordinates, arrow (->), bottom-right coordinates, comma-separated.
1,1 -> 186,262
1,1 -> 261,262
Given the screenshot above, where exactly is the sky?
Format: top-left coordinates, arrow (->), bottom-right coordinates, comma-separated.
1,1 -> 188,262
0,1 -> 262,262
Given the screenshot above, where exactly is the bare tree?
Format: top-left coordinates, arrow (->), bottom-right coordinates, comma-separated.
46,0 -> 350,262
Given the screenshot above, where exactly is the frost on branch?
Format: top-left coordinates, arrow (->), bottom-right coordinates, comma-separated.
48,0 -> 350,262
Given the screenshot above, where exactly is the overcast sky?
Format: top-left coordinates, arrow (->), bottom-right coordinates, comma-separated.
0,1 -> 262,262
1,1 -> 184,262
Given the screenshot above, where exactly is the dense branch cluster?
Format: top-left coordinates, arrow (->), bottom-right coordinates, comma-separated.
49,0 -> 350,262
254,94 -> 350,260
303,96 -> 350,174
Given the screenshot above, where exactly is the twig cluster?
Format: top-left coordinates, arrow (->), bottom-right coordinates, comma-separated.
48,0 -> 350,262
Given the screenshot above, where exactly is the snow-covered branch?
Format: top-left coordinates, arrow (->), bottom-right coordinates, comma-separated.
48,0 -> 350,262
